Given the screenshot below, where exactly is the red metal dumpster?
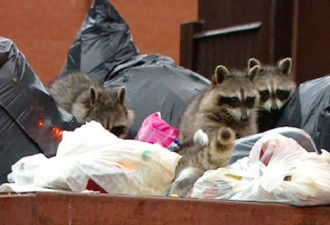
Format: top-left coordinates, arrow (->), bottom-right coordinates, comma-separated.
0,192 -> 329,225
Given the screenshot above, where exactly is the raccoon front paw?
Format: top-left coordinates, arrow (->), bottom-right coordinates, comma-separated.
167,179 -> 193,198
193,129 -> 209,147
167,167 -> 203,198
217,127 -> 236,146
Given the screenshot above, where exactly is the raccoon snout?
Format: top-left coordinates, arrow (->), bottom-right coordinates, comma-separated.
270,105 -> 280,112
110,125 -> 127,138
240,108 -> 249,122
240,114 -> 248,122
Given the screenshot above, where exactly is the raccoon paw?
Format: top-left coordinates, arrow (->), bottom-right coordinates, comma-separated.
217,127 -> 235,146
193,129 -> 209,147
167,167 -> 203,198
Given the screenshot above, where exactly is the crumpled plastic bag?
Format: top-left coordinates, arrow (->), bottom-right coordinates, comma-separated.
135,112 -> 180,150
7,121 -> 181,196
191,133 -> 330,206
232,126 -> 318,164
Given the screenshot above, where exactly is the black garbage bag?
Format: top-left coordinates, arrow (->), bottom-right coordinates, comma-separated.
60,0 -> 210,138
276,75 -> 330,151
103,54 -> 210,138
60,0 -> 140,83
0,37 -> 78,184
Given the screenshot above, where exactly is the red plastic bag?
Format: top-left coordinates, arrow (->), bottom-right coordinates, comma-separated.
135,112 -> 180,150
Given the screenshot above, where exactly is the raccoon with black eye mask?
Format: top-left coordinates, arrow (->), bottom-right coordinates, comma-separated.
211,66 -> 260,138
248,57 -> 297,132
167,65 -> 260,197
179,65 -> 260,142
49,72 -> 135,138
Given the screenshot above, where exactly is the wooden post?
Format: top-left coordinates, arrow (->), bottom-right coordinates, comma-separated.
180,21 -> 204,71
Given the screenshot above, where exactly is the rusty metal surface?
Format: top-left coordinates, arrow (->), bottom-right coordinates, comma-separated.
194,26 -> 261,79
292,0 -> 330,84
0,192 -> 329,225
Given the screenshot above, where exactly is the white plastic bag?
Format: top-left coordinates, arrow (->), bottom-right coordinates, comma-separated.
191,133 -> 330,206
8,121 -> 181,196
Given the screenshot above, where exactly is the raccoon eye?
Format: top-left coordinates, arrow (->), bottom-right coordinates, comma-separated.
110,126 -> 127,137
219,97 -> 240,107
259,90 -> 270,102
245,97 -> 256,108
276,90 -> 290,101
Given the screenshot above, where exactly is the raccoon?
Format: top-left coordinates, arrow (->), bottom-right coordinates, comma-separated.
167,65 -> 260,197
49,72 -> 135,138
167,127 -> 236,197
248,58 -> 296,132
179,65 -> 260,142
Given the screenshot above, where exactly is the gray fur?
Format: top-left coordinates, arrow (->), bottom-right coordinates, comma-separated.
49,72 -> 134,138
248,58 -> 296,132
168,66 -> 259,197
180,66 -> 259,141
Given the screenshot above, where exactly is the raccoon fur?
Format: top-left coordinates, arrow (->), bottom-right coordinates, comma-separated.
49,72 -> 134,138
167,65 -> 260,197
248,57 -> 296,132
179,65 -> 260,142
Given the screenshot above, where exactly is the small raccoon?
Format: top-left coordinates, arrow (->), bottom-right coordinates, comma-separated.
248,58 -> 296,132
168,127 -> 236,197
49,72 -> 135,138
167,65 -> 259,197
179,65 -> 260,142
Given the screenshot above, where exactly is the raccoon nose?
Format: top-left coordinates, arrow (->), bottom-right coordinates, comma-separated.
271,105 -> 279,112
240,115 -> 248,122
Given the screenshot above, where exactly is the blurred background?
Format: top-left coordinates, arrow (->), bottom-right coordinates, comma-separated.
0,0 -> 329,85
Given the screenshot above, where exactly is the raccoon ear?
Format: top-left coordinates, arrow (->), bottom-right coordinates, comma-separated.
89,86 -> 97,105
213,65 -> 230,85
117,86 -> 126,105
248,58 -> 261,70
247,65 -> 259,81
278,57 -> 292,75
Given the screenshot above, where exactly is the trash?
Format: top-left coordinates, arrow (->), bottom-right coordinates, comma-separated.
7,121 -> 181,196
104,56 -> 210,139
60,0 -> 210,139
191,133 -> 330,206
276,75 -> 330,151
0,37 -> 78,185
60,0 -> 140,82
232,126 -> 319,164
0,183 -> 70,193
135,112 -> 180,150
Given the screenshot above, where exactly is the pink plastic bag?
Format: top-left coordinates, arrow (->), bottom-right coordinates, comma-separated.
135,112 -> 180,150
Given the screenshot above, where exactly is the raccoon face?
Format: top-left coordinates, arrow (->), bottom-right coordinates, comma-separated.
218,94 -> 256,121
207,65 -> 259,122
72,86 -> 134,138
248,58 -> 296,112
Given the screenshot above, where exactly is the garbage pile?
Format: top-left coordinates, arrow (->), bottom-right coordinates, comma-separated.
0,0 -> 329,207
4,121 -> 181,196
191,133 -> 330,206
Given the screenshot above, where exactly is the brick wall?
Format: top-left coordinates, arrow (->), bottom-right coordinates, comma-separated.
0,0 -> 90,85
0,0 -> 197,85
112,0 -> 198,65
